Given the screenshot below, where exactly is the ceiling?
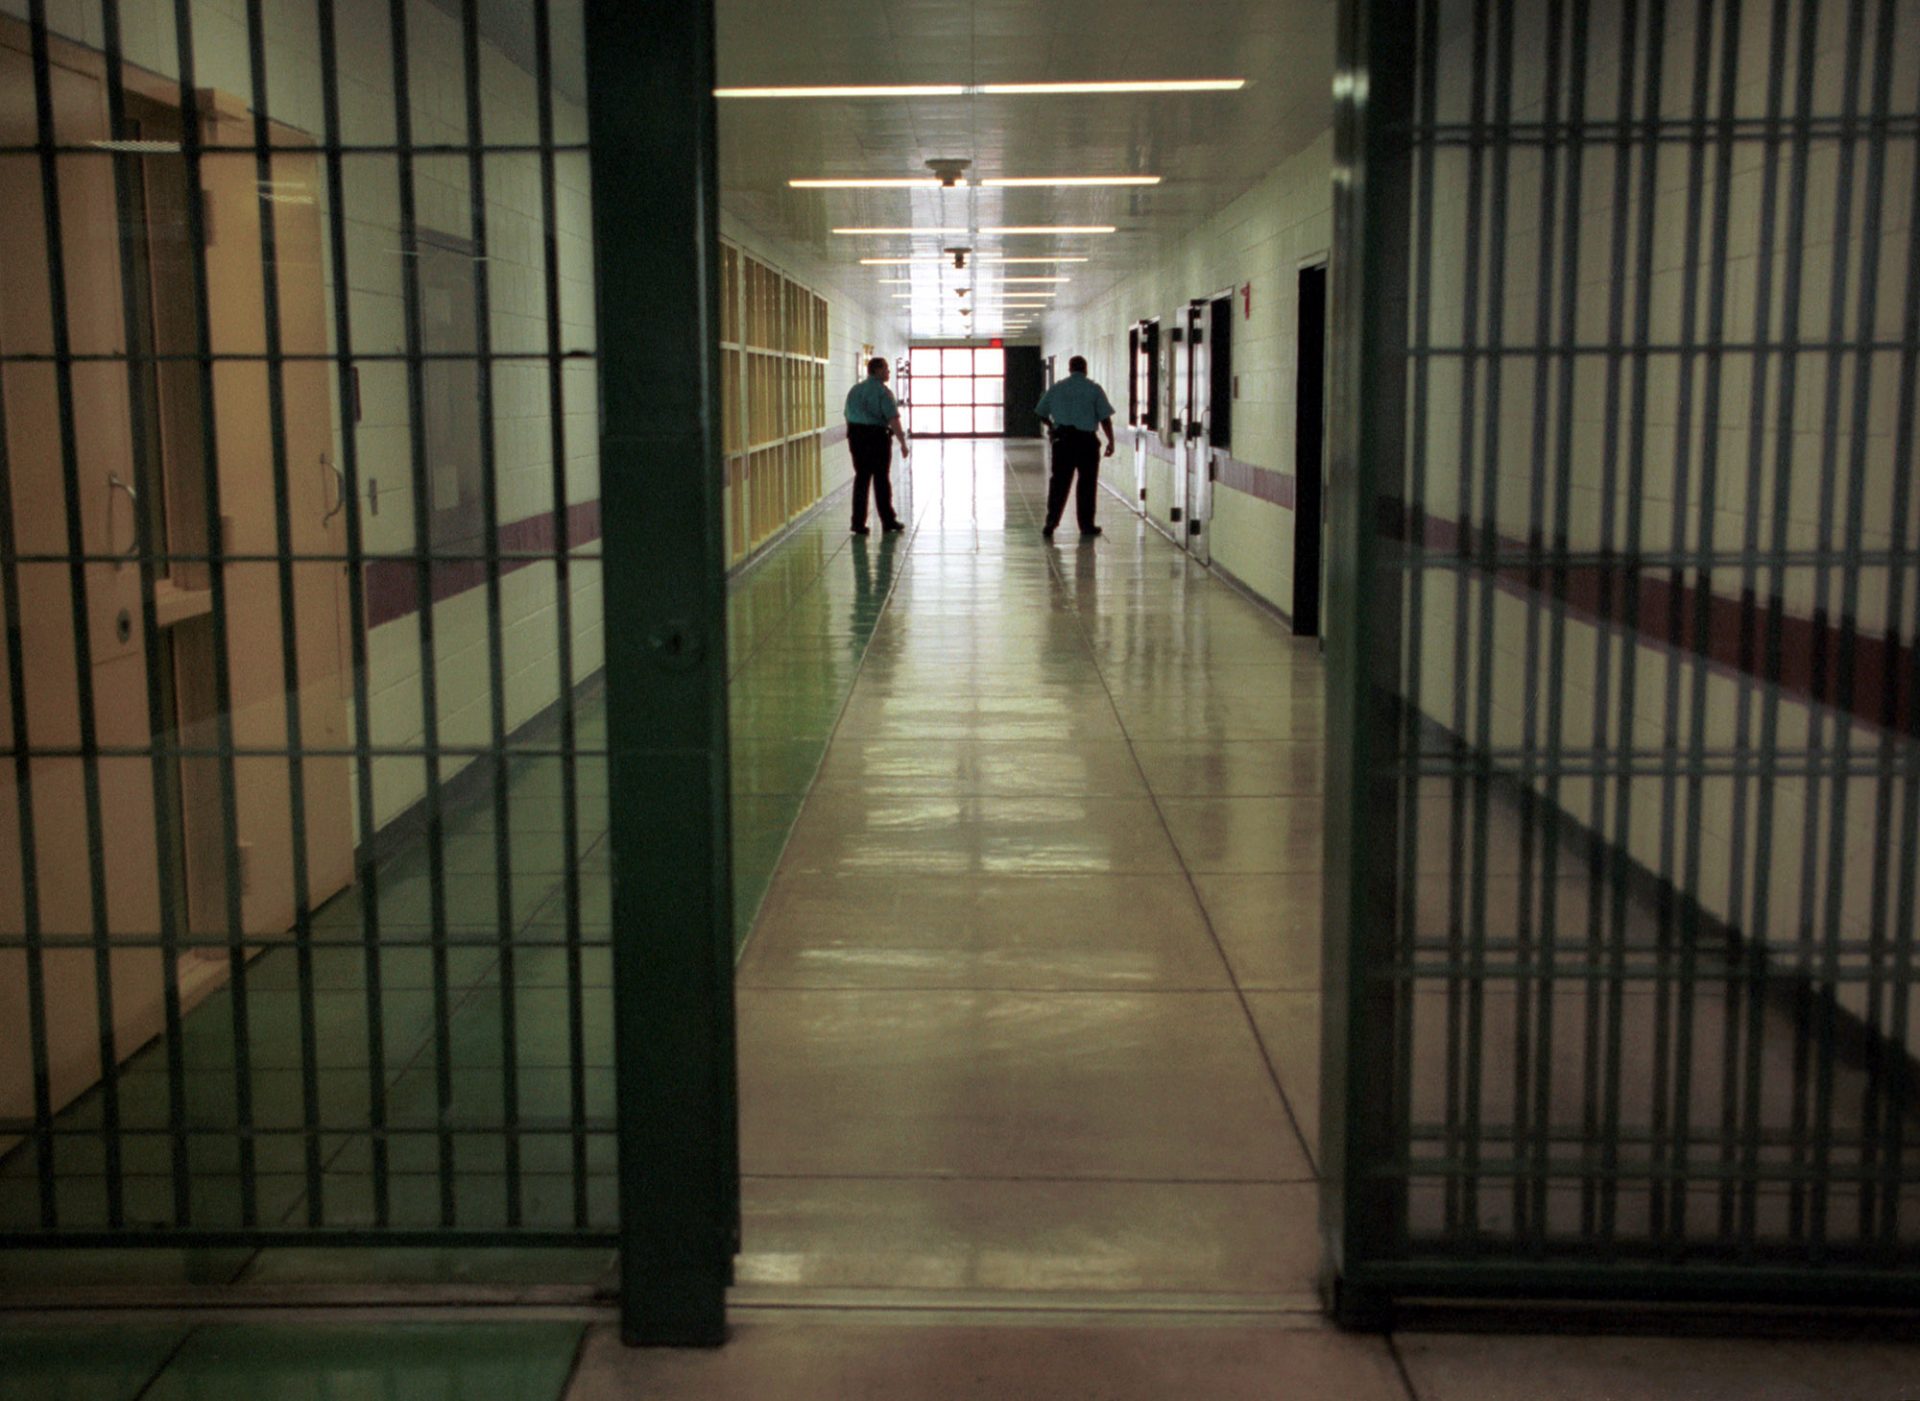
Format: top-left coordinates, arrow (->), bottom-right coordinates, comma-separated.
713,0 -> 1336,340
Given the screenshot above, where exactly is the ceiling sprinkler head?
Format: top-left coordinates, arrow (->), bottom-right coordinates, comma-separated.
959,307 -> 972,317
944,245 -> 971,270
956,287 -> 970,298
925,157 -> 971,188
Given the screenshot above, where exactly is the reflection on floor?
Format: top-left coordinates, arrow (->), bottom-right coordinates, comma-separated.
0,490 -> 896,1265
3,442 -> 1915,1398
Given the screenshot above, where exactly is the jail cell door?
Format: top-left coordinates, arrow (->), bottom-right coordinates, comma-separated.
0,32 -> 352,1133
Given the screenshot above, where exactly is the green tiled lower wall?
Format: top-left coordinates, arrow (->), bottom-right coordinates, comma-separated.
0,490 -> 896,1283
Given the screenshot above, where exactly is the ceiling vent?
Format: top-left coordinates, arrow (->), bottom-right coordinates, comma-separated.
925,157 -> 971,187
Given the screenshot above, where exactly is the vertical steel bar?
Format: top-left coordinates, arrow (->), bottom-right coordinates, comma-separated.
1529,0 -> 1591,1251
1670,0 -> 1747,1253
1444,0 -> 1492,1239
1322,0 -> 1415,1320
459,0 -> 523,1229
315,0 -> 392,1225
1582,0 -> 1642,1242
244,0 -> 325,1227
584,0 -> 739,1344
26,0 -> 125,1228
0,310 -> 57,1230
1802,0 -> 1875,1256
1649,0 -> 1722,1242
1727,0 -> 1795,1252
1746,0 -> 1820,1247
170,0 -> 260,1229
1462,0 -> 1516,1241
1597,0 -> 1665,1246
532,0 -> 590,1229
1866,15 -> 1920,1255
385,0 -> 458,1227
1393,0 -> 1441,1244
1511,0 -> 1565,1246
98,0 -> 192,1227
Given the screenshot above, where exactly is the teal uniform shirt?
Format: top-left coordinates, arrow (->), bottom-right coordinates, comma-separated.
1034,372 -> 1116,432
844,375 -> 899,426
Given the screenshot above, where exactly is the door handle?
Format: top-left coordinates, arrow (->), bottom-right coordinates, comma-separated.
107,473 -> 139,568
321,454 -> 383,523
322,454 -> 347,527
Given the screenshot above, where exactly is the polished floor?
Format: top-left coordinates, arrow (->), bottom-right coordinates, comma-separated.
3,441 -> 1914,1397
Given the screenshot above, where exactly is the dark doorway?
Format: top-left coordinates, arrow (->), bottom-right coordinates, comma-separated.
1208,294 -> 1233,450
1292,264 -> 1327,637
1004,345 -> 1044,437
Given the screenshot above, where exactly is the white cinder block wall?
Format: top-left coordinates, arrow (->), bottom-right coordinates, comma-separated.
14,0 -> 603,838
1043,133 -> 1334,615
1412,0 -> 1920,1050
19,0 -> 903,843
1050,0 -> 1917,1053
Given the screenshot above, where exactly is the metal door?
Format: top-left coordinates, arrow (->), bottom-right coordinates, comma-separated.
1324,0 -> 1920,1319
1167,314 -> 1190,541
0,0 -> 738,1348
1182,301 -> 1214,564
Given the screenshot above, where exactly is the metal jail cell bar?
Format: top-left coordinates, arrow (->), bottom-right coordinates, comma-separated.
1325,0 -> 1920,1317
0,0 -> 629,1270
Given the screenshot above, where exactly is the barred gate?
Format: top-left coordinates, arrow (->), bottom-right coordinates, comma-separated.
1325,0 -> 1920,1311
0,0 -> 737,1344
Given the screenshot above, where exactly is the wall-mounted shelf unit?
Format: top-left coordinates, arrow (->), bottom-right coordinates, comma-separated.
720,242 -> 829,565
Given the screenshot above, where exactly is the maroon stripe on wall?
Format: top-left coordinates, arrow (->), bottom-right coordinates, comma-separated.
364,499 -> 602,629
1212,454 -> 1296,511
823,423 -> 849,447
1140,436 -> 1298,511
1394,505 -> 1916,737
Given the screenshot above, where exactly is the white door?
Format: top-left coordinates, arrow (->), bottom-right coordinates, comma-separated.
1183,301 -> 1212,565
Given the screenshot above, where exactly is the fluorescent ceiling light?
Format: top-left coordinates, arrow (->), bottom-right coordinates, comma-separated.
792,178 -> 956,189
999,276 -> 1070,283
981,225 -> 1115,235
717,80 -> 1243,97
982,175 -> 1160,187
716,85 -> 966,98
861,255 -> 1090,265
976,80 -> 1246,94
799,175 -> 1151,189
834,227 -> 969,235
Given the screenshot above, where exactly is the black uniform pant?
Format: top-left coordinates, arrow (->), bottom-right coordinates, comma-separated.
1044,427 -> 1100,533
848,424 -> 900,530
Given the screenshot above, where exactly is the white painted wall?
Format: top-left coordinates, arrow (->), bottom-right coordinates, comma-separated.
12,0 -> 601,835
1048,0 -> 1919,1060
1043,133 -> 1334,615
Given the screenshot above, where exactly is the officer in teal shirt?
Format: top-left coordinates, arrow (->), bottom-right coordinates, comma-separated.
1033,355 -> 1117,538
844,357 -> 910,535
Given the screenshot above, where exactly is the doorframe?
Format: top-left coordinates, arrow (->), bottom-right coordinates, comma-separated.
585,0 -> 738,1348
1181,289 -> 1236,560
1292,259 -> 1330,638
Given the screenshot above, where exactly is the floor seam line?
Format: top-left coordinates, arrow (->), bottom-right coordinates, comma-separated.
123,1318 -> 201,1401
1019,461 -> 1325,1179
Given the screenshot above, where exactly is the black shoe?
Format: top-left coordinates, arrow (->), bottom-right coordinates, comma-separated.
851,525 -> 870,536
1041,527 -> 1056,540
1080,526 -> 1104,538
881,519 -> 906,533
